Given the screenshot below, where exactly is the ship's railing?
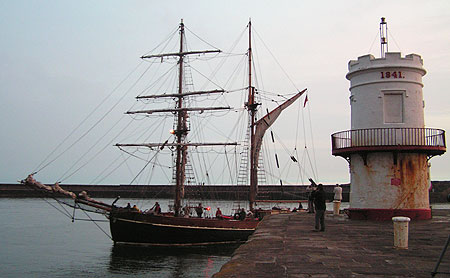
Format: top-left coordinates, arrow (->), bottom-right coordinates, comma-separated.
331,127 -> 446,156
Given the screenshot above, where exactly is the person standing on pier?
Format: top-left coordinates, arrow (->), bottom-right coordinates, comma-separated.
312,184 -> 326,232
333,184 -> 342,201
306,183 -> 316,213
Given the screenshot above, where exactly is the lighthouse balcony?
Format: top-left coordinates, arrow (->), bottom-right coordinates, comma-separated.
331,127 -> 446,158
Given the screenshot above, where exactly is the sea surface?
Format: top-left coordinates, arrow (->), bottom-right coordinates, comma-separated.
0,198 -> 303,278
3,198 -> 447,277
0,198 -> 240,278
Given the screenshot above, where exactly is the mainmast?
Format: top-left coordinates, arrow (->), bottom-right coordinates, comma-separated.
245,20 -> 307,211
247,20 -> 259,211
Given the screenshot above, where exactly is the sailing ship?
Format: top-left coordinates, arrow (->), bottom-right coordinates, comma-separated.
22,20 -> 307,246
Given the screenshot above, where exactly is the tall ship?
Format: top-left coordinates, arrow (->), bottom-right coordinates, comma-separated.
23,20 -> 309,246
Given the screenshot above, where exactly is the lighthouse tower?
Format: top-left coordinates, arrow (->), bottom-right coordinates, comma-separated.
331,18 -> 446,220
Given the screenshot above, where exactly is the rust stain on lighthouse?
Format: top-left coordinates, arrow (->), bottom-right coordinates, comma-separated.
395,154 -> 428,209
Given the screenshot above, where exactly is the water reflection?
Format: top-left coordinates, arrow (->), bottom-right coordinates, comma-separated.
109,244 -> 239,278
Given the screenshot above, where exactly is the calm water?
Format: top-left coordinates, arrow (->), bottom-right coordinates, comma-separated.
3,198 -> 445,277
0,198 -> 255,278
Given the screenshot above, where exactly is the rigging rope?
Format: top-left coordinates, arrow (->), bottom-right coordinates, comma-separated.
137,63 -> 178,97
304,146 -> 317,181
46,197 -> 73,219
367,30 -> 380,54
25,183 -> 113,230
23,182 -> 76,218
189,65 -> 225,90
90,112 -> 170,184
34,61 -> 145,174
56,62 -> 157,182
90,152 -> 130,185
141,26 -> 179,57
252,28 -> 302,92
71,218 -> 109,222
129,149 -> 163,185
76,202 -> 112,240
58,116 -> 132,182
387,29 -> 403,53
306,99 -> 319,180
185,26 -> 221,51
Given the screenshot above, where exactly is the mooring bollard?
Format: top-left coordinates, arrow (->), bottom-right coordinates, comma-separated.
392,216 -> 410,249
333,200 -> 341,215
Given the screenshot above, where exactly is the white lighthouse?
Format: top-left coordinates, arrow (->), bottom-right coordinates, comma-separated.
331,18 -> 446,220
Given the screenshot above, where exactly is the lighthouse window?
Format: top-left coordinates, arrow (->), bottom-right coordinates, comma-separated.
383,93 -> 404,123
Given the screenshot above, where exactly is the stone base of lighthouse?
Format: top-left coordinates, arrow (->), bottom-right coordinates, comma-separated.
348,152 -> 431,220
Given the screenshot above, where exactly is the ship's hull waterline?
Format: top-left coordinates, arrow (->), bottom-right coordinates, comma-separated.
109,210 -> 259,246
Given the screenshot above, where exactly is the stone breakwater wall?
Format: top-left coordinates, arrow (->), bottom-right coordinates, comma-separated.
1,183 -> 347,201
2,181 -> 450,202
429,180 -> 450,202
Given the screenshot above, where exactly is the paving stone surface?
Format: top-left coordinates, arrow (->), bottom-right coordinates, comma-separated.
213,210 -> 450,278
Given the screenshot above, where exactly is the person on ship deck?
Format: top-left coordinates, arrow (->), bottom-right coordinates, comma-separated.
132,204 -> 140,212
147,202 -> 161,215
216,207 -> 223,219
183,205 -> 190,217
238,208 -> 246,221
195,203 -> 204,218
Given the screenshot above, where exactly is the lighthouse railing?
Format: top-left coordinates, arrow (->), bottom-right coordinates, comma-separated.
332,127 -> 446,155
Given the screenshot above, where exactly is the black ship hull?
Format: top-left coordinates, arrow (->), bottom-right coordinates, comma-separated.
109,210 -> 259,246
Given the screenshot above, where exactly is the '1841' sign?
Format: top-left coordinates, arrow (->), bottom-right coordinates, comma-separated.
381,71 -> 404,79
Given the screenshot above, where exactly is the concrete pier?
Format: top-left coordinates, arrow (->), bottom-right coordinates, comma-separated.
213,210 -> 450,277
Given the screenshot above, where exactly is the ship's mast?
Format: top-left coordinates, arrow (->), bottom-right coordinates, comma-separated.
130,20 -> 226,217
245,20 -> 306,211
174,20 -> 187,216
247,20 -> 258,211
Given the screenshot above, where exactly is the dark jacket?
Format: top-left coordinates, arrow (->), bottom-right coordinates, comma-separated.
312,188 -> 326,211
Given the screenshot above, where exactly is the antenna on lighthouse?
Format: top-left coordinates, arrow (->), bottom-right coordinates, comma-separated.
380,17 -> 388,58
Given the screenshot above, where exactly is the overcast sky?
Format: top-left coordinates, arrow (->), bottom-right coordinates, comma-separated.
1,0 -> 449,185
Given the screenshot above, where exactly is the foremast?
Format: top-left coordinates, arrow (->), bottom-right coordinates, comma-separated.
175,20 -> 187,217
120,20 -> 232,217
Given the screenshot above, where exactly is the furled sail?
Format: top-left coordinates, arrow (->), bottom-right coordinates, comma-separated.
252,89 -> 307,164
22,174 -> 112,212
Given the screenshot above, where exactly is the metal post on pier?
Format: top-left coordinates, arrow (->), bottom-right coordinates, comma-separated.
431,234 -> 450,277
